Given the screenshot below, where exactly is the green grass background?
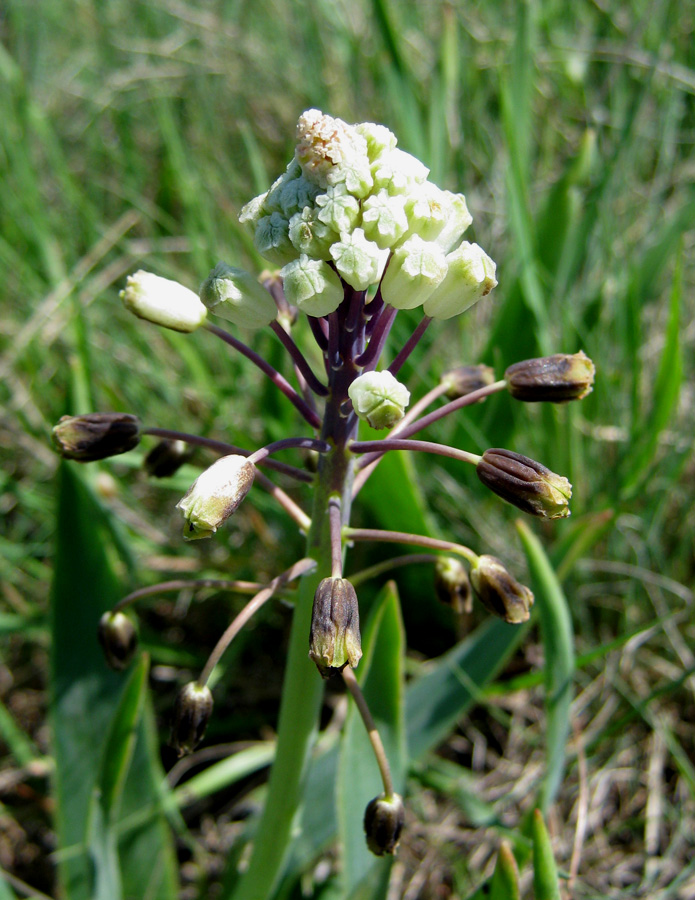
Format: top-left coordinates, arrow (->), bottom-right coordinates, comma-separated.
1,0 -> 694,897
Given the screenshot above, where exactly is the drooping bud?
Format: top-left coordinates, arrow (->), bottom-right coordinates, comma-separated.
348,371 -> 410,430
380,235 -> 448,310
476,448 -> 572,519
200,263 -> 278,329
309,577 -> 362,678
143,439 -> 192,478
441,364 -> 496,400
505,351 -> 595,403
120,270 -> 207,332
169,681 -> 213,757
280,255 -> 344,317
363,793 -> 406,856
176,455 -> 255,540
52,412 -> 141,462
423,242 -> 497,320
470,555 -> 534,624
97,611 -> 138,671
434,557 -> 472,614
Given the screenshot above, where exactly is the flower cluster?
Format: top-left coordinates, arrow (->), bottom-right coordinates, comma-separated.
51,110 -> 594,867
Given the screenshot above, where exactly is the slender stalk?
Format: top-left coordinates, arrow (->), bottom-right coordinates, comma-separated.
343,527 -> 478,566
350,438 -> 482,467
354,305 -> 397,370
142,427 -> 313,483
113,578 -> 264,614
253,470 -> 312,532
388,316 -> 432,376
197,558 -> 316,687
329,495 -> 343,578
342,667 -> 394,797
307,314 -> 329,350
270,320 -> 329,396
206,324 -> 322,428
248,437 -> 331,465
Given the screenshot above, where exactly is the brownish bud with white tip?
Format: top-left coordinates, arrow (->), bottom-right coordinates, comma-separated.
97,611 -> 138,671
476,448 -> 572,519
364,793 -> 405,856
434,557 -> 472,614
441,364 -> 496,400
169,682 -> 214,757
52,413 -> 141,462
505,351 -> 595,403
309,577 -> 362,678
470,555 -> 534,624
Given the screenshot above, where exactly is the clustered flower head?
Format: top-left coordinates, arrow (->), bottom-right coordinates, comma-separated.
50,109 -> 595,864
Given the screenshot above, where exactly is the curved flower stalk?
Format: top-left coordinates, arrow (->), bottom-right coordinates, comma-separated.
50,109 -> 595,895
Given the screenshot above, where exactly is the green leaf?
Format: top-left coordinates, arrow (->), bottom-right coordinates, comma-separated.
516,520 -> 574,812
337,581 -> 406,897
489,842 -> 521,900
49,464 -> 178,900
532,809 -> 562,900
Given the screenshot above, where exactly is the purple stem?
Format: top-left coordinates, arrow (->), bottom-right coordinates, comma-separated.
350,438 -> 481,467
354,305 -> 398,371
364,285 -> 384,337
205,324 -> 321,429
269,321 -> 329,396
388,316 -> 432,376
248,437 -> 331,465
142,428 -> 313,483
327,310 -> 341,370
307,315 -> 329,351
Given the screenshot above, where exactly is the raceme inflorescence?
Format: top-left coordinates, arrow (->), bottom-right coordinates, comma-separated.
52,110 -> 594,867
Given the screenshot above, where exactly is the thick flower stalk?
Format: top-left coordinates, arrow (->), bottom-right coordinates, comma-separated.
51,109 -> 595,894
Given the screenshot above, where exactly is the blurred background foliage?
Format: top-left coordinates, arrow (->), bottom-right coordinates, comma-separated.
1,0 -> 694,897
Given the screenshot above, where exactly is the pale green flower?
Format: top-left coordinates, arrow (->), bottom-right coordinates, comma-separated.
200,263 -> 278,329
361,190 -> 408,249
380,235 -> 448,310
423,242 -> 497,320
329,228 -> 388,291
280,255 -> 344,317
348,370 -> 410,430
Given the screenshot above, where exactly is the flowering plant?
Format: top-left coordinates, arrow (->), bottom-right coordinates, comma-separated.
52,110 -> 594,896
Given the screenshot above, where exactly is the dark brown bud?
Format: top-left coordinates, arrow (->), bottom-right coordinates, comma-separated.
470,555 -> 534,624
52,413 -> 141,462
476,448 -> 572,519
505,351 -> 595,403
143,439 -> 193,478
441,364 -> 496,400
97,611 -> 138,670
309,577 -> 362,678
170,682 -> 213,757
364,793 -> 405,856
434,557 -> 472,614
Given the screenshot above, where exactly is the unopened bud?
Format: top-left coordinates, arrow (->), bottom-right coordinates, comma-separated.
434,557 -> 472,614
170,682 -> 213,757
505,351 -> 595,402
348,371 -> 410,430
441,364 -> 496,400
309,577 -> 362,678
98,611 -> 138,670
144,439 -> 192,478
280,255 -> 343,317
476,448 -> 572,519
200,263 -> 278,330
176,455 -> 255,540
52,413 -> 141,462
470,555 -> 534,624
364,793 -> 405,856
120,270 -> 207,332
423,242 -> 497,320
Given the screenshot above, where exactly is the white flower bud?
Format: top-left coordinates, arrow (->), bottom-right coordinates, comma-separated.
288,208 -> 338,260
329,228 -> 389,291
371,148 -> 429,195
380,235 -> 448,310
423,242 -> 497,320
432,191 -> 474,253
315,184 -> 360,234
295,109 -> 373,197
361,190 -> 409,249
280,255 -> 344,317
348,371 -> 410,430
120,271 -> 207,333
356,122 -> 398,162
176,455 -> 255,541
254,212 -> 297,266
200,263 -> 277,330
